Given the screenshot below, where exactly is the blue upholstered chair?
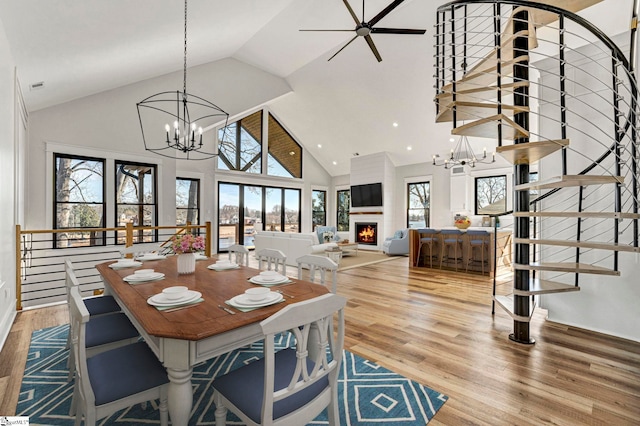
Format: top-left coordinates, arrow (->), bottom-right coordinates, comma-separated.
382,229 -> 409,255
65,259 -> 121,316
68,286 -> 169,426
256,248 -> 287,275
212,293 -> 347,426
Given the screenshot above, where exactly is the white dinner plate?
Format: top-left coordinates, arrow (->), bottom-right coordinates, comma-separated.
147,290 -> 202,307
249,276 -> 289,286
109,261 -> 142,269
194,253 -> 208,261
228,292 -> 283,308
207,263 -> 239,271
136,254 -> 167,261
123,272 -> 165,283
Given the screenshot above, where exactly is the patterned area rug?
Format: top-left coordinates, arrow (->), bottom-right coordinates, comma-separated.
17,324 -> 447,425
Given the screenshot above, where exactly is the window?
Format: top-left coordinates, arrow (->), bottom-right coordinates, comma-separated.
54,154 -> 105,248
407,181 -> 430,228
475,175 -> 507,215
529,172 -> 539,197
267,113 -> 302,178
336,189 -> 350,232
176,177 -> 200,226
218,110 -> 262,173
115,161 -> 157,243
312,190 -> 326,230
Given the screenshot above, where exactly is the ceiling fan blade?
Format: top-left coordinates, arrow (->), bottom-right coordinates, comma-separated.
299,29 -> 354,32
342,0 -> 360,25
369,0 -> 406,27
371,27 -> 426,35
328,35 -> 359,61
364,35 -> 382,62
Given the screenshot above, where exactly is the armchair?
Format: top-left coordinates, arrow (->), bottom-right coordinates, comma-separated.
382,229 -> 409,255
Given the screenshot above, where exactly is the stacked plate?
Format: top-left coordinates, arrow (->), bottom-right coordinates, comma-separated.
109,259 -> 142,269
194,253 -> 208,261
248,270 -> 289,286
207,260 -> 239,271
227,290 -> 283,309
123,269 -> 165,283
147,287 -> 202,307
136,253 -> 167,261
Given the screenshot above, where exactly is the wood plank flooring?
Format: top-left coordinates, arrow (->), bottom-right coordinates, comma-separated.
1,256 -> 639,424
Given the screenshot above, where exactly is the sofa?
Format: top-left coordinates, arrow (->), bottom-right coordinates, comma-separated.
253,230 -> 348,267
382,229 -> 410,255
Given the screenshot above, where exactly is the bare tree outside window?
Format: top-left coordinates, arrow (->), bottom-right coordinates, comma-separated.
115,161 -> 157,243
54,154 -> 105,248
217,110 -> 262,173
475,175 -> 507,215
312,190 -> 326,230
407,182 -> 430,228
176,177 -> 199,226
336,190 -> 350,231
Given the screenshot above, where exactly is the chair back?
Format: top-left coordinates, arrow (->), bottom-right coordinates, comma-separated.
260,293 -> 346,424
68,286 -> 97,409
256,248 -> 287,274
441,229 -> 463,242
227,244 -> 250,266
296,254 -> 338,293
466,229 -> 490,244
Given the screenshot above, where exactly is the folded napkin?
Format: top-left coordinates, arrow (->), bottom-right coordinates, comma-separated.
155,298 -> 204,311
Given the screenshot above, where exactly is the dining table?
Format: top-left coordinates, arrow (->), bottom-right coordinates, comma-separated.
96,255 -> 329,426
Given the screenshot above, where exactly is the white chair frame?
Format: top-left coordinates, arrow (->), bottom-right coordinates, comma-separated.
256,248 -> 287,275
227,244 -> 250,266
296,254 -> 338,293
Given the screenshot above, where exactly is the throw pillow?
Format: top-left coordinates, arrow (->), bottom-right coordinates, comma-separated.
393,230 -> 404,239
316,226 -> 338,243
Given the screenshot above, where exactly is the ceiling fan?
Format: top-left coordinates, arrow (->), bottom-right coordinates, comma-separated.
300,0 -> 426,62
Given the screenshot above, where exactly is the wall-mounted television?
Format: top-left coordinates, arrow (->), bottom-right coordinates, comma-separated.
350,183 -> 383,207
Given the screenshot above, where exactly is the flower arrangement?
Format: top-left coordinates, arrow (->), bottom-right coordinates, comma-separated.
454,215 -> 471,229
322,231 -> 334,243
170,233 -> 205,254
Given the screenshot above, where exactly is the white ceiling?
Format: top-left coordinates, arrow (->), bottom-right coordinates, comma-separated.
0,0 -> 626,176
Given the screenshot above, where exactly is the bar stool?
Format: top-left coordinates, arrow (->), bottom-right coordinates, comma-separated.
440,229 -> 464,271
466,230 -> 490,274
416,229 -> 439,268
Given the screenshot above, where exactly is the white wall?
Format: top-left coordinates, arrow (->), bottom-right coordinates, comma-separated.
0,19 -> 17,349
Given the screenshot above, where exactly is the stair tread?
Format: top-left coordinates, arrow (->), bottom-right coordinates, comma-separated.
514,238 -> 640,253
513,262 -> 620,276
496,140 -> 569,164
435,81 -> 529,107
441,55 -> 530,94
436,101 -> 530,123
514,211 -> 640,219
451,113 -> 529,140
493,295 -> 536,322
512,279 -> 580,296
515,175 -> 624,191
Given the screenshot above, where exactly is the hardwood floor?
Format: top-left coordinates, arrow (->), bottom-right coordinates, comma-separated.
1,256 -> 639,424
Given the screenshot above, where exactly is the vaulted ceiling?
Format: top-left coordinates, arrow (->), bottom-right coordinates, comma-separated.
0,0 -> 626,176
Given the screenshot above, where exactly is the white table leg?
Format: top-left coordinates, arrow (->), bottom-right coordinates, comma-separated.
167,368 -> 192,426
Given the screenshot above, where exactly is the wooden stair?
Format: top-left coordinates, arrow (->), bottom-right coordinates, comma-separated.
451,113 -> 529,140
514,238 -> 640,253
515,175 -> 624,191
435,81 -> 529,108
512,279 -> 580,296
513,262 -> 620,276
436,101 -> 530,123
496,139 -> 569,164
493,295 -> 536,322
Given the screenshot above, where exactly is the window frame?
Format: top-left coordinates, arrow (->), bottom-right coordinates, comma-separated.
406,181 -> 431,228
115,160 -> 158,244
312,189 -> 327,231
336,189 -> 350,232
176,177 -> 200,226
474,174 -> 507,215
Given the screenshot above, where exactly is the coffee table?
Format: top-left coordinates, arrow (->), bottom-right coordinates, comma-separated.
336,242 -> 358,256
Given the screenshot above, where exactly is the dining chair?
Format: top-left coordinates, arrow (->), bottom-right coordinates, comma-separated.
227,244 -> 250,266
416,229 -> 439,268
65,259 -> 121,317
65,268 -> 139,386
295,254 -> 338,293
212,293 -> 346,426
465,230 -> 490,274
440,229 -> 464,271
256,248 -> 287,275
68,286 -> 169,426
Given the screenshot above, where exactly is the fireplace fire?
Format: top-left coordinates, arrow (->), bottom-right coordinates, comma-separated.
355,222 -> 377,245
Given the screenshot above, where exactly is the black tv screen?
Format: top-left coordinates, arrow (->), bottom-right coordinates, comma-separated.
350,183 -> 383,207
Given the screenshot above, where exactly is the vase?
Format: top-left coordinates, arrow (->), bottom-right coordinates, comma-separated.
177,253 -> 196,274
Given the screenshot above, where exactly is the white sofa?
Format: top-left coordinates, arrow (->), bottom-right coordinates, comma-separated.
253,231 -> 348,267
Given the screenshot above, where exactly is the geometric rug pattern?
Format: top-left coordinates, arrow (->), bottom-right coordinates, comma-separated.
17,324 -> 447,425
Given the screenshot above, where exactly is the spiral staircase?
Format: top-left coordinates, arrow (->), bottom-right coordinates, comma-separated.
435,0 -> 640,343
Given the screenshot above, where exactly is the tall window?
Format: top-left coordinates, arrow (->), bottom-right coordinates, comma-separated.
176,177 -> 200,226
475,175 -> 507,215
312,190 -> 326,230
218,110 -> 262,173
407,181 -> 430,228
336,189 -> 350,231
267,113 -> 302,178
54,154 -> 105,248
115,161 -> 157,243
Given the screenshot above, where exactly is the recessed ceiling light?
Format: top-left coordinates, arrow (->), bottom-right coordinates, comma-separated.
289,151 -> 295,156
407,146 -> 412,151
393,122 -> 399,127
332,161 -> 337,165
449,138 -> 455,142
317,144 -> 322,148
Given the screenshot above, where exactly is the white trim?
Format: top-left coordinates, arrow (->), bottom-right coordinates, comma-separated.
45,141 -> 164,164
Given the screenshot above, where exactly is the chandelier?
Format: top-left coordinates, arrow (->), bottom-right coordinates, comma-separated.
432,135 -> 495,169
136,0 -> 229,160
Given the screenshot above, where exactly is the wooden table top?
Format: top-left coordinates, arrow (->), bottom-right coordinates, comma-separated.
96,256 -> 329,341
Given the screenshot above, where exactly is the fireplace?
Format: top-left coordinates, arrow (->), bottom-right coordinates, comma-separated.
355,222 -> 378,246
